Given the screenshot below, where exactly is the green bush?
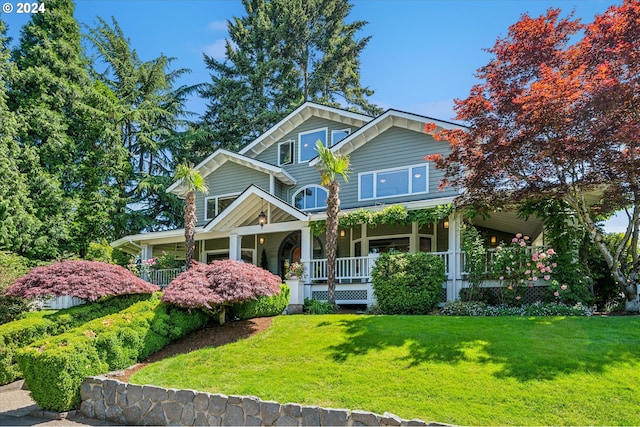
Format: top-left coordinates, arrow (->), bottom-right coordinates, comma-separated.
372,252 -> 445,314
439,300 -> 593,316
232,284 -> 289,320
16,294 -> 209,411
0,293 -> 149,385
0,251 -> 35,324
303,298 -> 337,314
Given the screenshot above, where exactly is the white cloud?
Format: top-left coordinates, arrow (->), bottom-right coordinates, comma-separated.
202,39 -> 228,59
207,20 -> 228,32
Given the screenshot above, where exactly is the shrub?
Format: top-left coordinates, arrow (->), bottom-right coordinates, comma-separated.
490,234 -> 556,306
232,284 -> 290,320
16,293 -> 209,411
162,260 -> 282,323
0,251 -> 34,324
84,239 -> 114,263
439,300 -> 489,316
0,293 -> 148,385
303,298 -> 337,314
371,252 -> 445,314
6,260 -> 159,301
439,300 -> 593,316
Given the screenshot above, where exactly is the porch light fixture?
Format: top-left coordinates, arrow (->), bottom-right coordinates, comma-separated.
258,199 -> 267,228
339,229 -> 346,237
258,211 -> 267,228
259,236 -> 265,245
443,220 -> 449,229
490,236 -> 497,245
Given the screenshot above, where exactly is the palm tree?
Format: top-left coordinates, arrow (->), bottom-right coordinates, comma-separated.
315,141 -> 350,305
173,164 -> 208,269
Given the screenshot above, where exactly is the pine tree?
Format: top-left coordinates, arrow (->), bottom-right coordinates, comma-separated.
201,0 -> 379,152
8,0 -> 122,257
87,17 -> 200,237
0,19 -> 42,258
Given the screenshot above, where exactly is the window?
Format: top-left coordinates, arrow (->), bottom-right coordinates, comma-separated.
298,128 -> 327,163
293,185 -> 328,210
331,128 -> 350,146
278,140 -> 294,165
205,194 -> 239,220
359,164 -> 429,200
369,237 -> 410,254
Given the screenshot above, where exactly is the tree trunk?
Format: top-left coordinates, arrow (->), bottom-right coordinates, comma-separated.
218,307 -> 226,325
569,194 -> 639,310
184,191 -> 196,269
326,181 -> 340,305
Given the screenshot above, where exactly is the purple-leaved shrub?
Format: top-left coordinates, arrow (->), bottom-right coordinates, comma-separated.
6,260 -> 159,301
161,260 -> 282,311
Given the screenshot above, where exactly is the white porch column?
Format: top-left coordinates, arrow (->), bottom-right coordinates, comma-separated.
447,213 -> 462,301
140,244 -> 153,281
361,223 -> 369,255
229,233 -> 242,260
300,226 -> 312,284
410,222 -> 419,253
141,244 -> 153,260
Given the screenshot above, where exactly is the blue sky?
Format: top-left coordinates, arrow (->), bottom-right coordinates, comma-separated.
1,0 -> 626,231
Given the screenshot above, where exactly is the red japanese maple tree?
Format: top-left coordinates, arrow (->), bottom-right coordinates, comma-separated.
6,260 -> 159,301
161,259 -> 283,324
426,2 -> 639,310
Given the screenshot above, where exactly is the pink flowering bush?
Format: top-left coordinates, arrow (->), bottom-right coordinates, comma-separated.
161,260 -> 283,323
491,234 -> 556,306
6,260 -> 160,301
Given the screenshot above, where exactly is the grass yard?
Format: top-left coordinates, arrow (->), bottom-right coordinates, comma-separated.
130,315 -> 640,426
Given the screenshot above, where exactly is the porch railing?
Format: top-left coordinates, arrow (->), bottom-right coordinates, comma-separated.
144,267 -> 185,288
307,254 -> 379,283
460,246 -> 546,275
305,246 -> 545,283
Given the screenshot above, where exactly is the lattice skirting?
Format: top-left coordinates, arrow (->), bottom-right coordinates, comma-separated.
312,289 -> 368,301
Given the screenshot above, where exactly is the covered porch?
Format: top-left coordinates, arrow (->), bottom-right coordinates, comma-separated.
114,192 -> 547,307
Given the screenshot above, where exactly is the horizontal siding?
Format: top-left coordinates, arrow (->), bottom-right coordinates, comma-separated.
196,161 -> 270,227
255,116 -> 355,206
255,116 -> 354,167
340,127 -> 456,210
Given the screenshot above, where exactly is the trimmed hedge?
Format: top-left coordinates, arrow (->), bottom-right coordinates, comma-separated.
231,284 -> 290,320
16,293 -> 209,411
0,293 -> 149,385
371,252 -> 445,314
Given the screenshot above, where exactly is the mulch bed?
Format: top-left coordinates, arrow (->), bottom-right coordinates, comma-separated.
115,317 -> 273,382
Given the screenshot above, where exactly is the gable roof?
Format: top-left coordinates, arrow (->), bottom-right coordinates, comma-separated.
166,149 -> 296,197
238,101 -> 373,158
203,184 -> 308,232
308,109 -> 466,167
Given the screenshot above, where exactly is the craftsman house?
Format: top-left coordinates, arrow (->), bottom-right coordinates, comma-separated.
112,102 -> 545,307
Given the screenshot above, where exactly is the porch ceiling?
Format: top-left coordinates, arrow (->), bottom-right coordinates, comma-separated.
471,210 -> 544,240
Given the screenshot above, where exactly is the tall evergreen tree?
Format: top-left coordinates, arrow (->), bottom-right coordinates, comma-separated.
87,17 -> 200,237
0,20 -> 41,258
201,0 -> 379,152
8,0 -> 122,258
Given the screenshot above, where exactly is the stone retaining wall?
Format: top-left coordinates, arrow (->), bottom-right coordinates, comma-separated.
80,376 -> 442,426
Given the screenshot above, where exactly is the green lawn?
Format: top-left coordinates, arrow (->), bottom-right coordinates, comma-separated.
130,315 -> 640,426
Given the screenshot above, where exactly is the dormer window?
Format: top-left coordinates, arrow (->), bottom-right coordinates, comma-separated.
298,127 -> 327,163
278,140 -> 294,165
205,193 -> 239,220
293,185 -> 328,211
331,128 -> 350,146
